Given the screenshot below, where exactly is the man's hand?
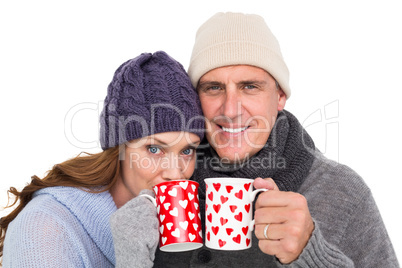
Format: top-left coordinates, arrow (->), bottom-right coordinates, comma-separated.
253,177 -> 314,264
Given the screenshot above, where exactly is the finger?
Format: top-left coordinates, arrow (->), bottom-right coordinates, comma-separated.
258,239 -> 298,265
255,223 -> 289,241
255,190 -> 291,209
253,177 -> 279,191
255,223 -> 274,240
258,239 -> 282,257
256,190 -> 303,208
254,207 -> 289,225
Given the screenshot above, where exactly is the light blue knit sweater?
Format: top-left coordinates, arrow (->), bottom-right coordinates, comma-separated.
3,186 -> 117,267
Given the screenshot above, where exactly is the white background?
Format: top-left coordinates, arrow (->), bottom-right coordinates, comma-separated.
1,0 -> 401,262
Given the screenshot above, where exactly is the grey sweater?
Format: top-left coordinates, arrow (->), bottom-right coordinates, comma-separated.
152,150 -> 399,267
111,150 -> 399,267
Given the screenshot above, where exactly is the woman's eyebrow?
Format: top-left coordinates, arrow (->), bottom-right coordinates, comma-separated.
185,142 -> 201,148
147,137 -> 169,146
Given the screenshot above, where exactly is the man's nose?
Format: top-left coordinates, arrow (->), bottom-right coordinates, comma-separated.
222,89 -> 242,119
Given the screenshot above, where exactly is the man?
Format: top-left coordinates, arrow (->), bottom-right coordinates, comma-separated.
153,12 -> 399,267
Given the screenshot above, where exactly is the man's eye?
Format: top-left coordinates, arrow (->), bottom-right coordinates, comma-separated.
148,146 -> 162,154
200,85 -> 223,96
182,148 -> 195,156
244,85 -> 257,90
198,84 -> 222,91
208,86 -> 221,90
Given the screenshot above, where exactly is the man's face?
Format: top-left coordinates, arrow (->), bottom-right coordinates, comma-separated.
197,65 -> 286,163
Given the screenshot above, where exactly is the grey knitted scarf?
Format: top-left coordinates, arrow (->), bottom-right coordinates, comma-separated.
193,110 -> 315,196
154,110 -> 316,266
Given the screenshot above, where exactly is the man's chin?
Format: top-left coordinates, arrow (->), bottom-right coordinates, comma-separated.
214,148 -> 254,164
206,136 -> 264,163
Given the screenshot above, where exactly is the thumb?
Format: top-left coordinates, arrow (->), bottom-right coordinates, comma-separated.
253,177 -> 279,191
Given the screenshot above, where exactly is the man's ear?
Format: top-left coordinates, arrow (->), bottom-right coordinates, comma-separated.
277,89 -> 287,111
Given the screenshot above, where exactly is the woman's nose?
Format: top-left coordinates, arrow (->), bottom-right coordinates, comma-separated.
161,154 -> 185,181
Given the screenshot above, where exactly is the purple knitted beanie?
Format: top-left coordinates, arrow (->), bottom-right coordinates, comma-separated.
100,51 -> 204,150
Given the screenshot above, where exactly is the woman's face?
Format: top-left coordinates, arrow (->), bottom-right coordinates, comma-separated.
110,131 -> 201,208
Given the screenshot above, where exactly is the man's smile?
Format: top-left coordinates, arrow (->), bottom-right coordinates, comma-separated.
220,125 -> 249,134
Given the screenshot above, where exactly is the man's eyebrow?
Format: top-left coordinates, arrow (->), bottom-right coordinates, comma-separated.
198,80 -> 267,86
197,81 -> 223,90
197,80 -> 268,91
238,80 -> 267,86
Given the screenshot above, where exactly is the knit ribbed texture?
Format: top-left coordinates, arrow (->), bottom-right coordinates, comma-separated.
194,110 -> 315,196
188,12 -> 291,98
152,111 -> 399,267
285,224 -> 355,267
153,150 -> 400,267
100,51 -> 204,150
110,189 -> 159,268
2,187 -> 117,267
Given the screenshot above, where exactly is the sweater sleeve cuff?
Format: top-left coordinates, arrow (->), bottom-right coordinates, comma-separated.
276,221 -> 354,268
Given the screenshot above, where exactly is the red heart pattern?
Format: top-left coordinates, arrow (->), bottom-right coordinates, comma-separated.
235,190 -> 243,200
229,205 -> 237,213
205,179 -> 255,250
154,181 -> 202,248
220,195 -> 229,204
208,191 -> 213,201
244,183 -> 251,191
213,204 -> 221,213
234,212 -> 243,222
207,213 -> 212,223
244,204 -> 251,213
232,234 -> 241,244
220,217 -> 228,226
213,183 -> 221,192
242,226 -> 248,236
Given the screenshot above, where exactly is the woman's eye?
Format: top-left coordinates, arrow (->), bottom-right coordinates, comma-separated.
148,146 -> 162,154
182,148 -> 195,156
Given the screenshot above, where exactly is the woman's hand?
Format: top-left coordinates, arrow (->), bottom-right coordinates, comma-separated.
110,189 -> 159,267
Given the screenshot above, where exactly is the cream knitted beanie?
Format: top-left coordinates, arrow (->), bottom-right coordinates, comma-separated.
188,12 -> 291,98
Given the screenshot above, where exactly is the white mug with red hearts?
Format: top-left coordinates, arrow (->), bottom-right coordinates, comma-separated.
204,177 -> 267,250
140,180 -> 203,252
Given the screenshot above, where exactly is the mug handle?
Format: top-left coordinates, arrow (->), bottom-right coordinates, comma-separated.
138,194 -> 157,206
250,188 -> 268,201
250,188 -> 268,231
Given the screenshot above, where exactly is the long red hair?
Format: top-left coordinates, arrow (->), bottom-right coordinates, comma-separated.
0,146 -> 121,259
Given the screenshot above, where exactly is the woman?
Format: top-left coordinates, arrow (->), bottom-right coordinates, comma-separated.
0,51 -> 204,267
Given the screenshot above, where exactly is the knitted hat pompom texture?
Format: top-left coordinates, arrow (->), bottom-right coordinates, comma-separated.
188,12 -> 291,98
100,51 -> 204,150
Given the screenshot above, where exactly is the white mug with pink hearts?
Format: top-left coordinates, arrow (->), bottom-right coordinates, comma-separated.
204,177 -> 267,250
140,180 -> 203,252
